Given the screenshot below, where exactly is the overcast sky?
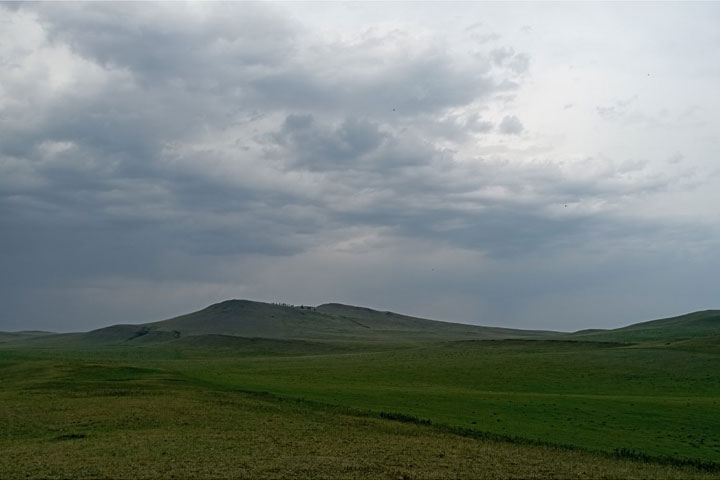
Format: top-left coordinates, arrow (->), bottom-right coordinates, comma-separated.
2,2 -> 719,332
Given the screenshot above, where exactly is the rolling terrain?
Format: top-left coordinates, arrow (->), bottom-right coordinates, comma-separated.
0,330 -> 55,343
2,300 -> 720,478
0,299 -> 562,348
569,310 -> 720,343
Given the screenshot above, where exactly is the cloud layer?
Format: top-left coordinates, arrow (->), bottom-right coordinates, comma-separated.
1,3 -> 719,331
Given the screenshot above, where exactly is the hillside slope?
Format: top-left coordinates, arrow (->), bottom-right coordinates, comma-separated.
0,331 -> 57,344
316,303 -> 558,339
569,310 -> 720,343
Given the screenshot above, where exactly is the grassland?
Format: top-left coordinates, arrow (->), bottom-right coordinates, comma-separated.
0,347 -> 716,479
149,340 -> 720,463
1,301 -> 719,478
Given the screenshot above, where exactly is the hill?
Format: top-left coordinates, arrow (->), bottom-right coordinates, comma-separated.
108,299 -> 561,345
5,302 -> 718,349
3,299 -> 563,348
0,330 -> 56,344
569,310 -> 720,343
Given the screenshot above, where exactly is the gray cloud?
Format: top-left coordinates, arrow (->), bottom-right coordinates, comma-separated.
498,115 -> 524,135
34,3 -> 298,81
490,47 -> 530,74
274,115 -> 387,170
1,3 -> 718,332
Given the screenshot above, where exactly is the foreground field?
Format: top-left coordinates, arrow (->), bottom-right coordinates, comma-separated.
0,349 -> 715,479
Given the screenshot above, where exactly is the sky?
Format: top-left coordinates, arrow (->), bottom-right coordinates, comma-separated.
1,2 -> 719,333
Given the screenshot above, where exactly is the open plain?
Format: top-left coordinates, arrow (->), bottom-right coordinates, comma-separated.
2,301 -> 719,478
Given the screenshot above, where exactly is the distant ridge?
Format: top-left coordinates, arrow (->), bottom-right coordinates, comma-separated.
569,310 -> 720,343
0,299 -> 561,347
0,330 -> 56,343
2,301 -> 718,349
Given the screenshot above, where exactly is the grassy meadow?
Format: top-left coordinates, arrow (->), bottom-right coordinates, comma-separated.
170,340 -> 720,462
1,302 -> 719,478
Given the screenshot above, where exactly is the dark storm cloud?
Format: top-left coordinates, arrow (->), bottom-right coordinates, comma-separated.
32,2 -> 501,120
250,58 -> 497,117
34,3 -> 297,81
274,114 -> 387,170
259,104 -> 684,259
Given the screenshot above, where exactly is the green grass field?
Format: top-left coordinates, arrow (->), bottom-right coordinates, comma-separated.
1,301 -> 719,478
